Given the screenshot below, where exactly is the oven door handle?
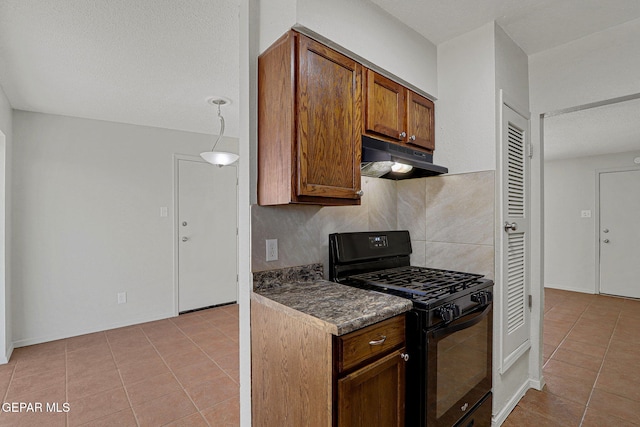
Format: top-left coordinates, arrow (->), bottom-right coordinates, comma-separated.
432,303 -> 492,339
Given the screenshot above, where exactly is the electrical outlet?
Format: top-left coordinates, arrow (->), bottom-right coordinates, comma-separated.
266,239 -> 278,261
581,210 -> 592,218
117,292 -> 127,304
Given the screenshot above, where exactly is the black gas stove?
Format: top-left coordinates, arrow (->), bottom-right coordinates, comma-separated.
329,230 -> 493,427
346,265 -> 488,306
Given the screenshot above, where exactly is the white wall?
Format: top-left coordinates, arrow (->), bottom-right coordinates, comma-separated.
436,23 -> 496,174
530,17 -> 640,114
296,0 -> 438,96
529,17 -> 640,294
239,0 -> 257,424
258,0 -> 297,52
495,24 -> 530,110
0,86 -> 12,363
545,151 -> 640,293
11,111 -> 238,346
257,0 -> 438,96
491,23 -> 537,424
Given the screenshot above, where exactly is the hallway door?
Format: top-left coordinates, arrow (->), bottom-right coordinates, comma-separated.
599,169 -> 640,299
177,158 -> 237,312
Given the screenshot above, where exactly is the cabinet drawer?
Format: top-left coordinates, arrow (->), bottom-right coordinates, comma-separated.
337,315 -> 405,373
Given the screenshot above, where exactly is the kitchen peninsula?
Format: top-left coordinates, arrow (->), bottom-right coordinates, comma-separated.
251,264 -> 412,426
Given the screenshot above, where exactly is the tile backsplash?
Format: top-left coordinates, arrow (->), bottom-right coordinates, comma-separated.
398,170 -> 495,279
251,177 -> 398,275
252,171 -> 495,280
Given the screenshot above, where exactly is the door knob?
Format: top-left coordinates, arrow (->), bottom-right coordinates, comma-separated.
504,222 -> 518,232
182,221 -> 188,227
603,239 -> 610,243
182,237 -> 189,242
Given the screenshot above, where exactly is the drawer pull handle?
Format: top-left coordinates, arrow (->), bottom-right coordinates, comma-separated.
368,335 -> 387,346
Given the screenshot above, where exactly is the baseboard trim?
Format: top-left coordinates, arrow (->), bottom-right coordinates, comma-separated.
529,375 -> 545,391
12,311 -> 176,348
544,284 -> 595,294
0,343 -> 14,364
492,380 -> 530,426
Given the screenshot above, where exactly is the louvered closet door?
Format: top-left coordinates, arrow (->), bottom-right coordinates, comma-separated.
500,103 -> 530,373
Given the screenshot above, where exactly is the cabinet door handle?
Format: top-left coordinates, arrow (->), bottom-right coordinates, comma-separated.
400,353 -> 409,362
409,135 -> 416,141
399,131 -> 407,138
356,190 -> 364,197
368,335 -> 387,346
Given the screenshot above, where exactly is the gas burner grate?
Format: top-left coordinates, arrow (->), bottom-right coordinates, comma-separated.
348,266 -> 485,305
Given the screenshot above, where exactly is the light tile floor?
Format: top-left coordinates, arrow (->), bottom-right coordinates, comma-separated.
0,304 -> 239,427
504,289 -> 640,426
3,291 -> 639,426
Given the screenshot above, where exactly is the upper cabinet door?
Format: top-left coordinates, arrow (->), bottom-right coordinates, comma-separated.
364,69 -> 406,141
406,91 -> 435,151
297,35 -> 362,200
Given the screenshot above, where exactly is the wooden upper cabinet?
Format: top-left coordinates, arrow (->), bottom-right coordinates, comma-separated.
364,69 -> 405,141
364,68 -> 435,152
406,91 -> 435,151
297,35 -> 362,201
258,31 -> 362,206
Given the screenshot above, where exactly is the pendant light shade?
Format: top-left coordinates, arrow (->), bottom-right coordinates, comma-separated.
200,98 -> 239,166
200,150 -> 239,165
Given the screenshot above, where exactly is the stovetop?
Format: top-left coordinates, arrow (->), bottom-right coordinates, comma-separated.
343,266 -> 492,310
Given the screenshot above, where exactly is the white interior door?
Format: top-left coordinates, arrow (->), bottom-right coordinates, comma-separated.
599,169 -> 640,298
177,158 -> 237,312
499,100 -> 531,373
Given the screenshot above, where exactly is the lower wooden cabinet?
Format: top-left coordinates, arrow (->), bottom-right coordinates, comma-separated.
251,296 -> 407,426
337,349 -> 406,427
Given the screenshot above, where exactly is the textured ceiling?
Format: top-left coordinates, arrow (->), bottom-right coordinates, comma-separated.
544,98 -> 640,161
1,1 -> 639,140
0,0 -> 239,136
370,0 -> 640,54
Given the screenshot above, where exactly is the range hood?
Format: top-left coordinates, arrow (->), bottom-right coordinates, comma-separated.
360,136 -> 448,180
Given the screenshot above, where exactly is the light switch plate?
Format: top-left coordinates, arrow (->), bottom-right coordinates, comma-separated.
117,292 -> 127,304
266,239 -> 278,261
581,210 -> 591,218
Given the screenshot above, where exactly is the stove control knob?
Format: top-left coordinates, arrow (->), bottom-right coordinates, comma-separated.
437,304 -> 460,322
471,292 -> 487,305
452,304 -> 461,317
437,307 -> 453,322
472,291 -> 493,306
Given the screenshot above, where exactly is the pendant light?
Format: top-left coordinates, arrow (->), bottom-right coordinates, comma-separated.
200,97 -> 239,166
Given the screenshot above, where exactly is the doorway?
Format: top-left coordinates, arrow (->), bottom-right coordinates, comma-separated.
543,94 -> 640,295
598,168 -> 640,299
174,155 -> 238,313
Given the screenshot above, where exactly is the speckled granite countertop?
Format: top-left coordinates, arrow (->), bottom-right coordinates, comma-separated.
252,279 -> 413,336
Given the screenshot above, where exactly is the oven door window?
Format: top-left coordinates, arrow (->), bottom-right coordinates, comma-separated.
426,305 -> 492,426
